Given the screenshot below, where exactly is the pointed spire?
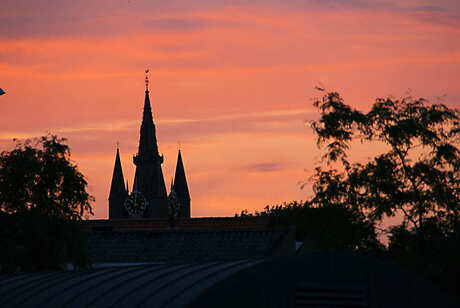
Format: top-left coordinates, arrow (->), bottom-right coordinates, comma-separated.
109,147 -> 128,219
126,179 -> 129,194
173,149 -> 190,201
135,79 -> 161,163
109,147 -> 126,199
170,177 -> 174,193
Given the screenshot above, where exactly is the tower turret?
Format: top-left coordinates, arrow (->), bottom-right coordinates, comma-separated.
173,149 -> 191,218
109,146 -> 128,219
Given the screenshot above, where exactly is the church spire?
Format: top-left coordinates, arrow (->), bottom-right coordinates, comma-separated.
134,69 -> 161,163
174,149 -> 190,217
109,146 -> 128,219
132,70 -> 168,217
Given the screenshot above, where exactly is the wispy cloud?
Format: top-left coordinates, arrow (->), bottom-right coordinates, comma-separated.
243,162 -> 288,173
0,107 -> 317,143
2,0 -> 459,40
143,18 -> 209,33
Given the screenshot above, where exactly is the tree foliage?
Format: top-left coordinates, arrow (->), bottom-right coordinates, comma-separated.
236,201 -> 382,252
308,91 -> 460,296
0,135 -> 93,272
310,92 -> 460,232
0,135 -> 94,219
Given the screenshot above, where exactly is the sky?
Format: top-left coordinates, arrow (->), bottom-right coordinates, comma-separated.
1,0 -> 459,219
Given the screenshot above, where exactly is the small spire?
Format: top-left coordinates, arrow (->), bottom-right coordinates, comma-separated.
109,146 -> 127,200
170,177 -> 174,192
173,148 -> 190,201
109,146 -> 128,219
126,179 -> 129,194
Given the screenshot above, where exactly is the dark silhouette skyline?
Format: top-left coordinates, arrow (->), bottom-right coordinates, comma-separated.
109,77 -> 190,219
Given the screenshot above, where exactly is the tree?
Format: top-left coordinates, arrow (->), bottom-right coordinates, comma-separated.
0,135 -> 94,219
309,91 -> 459,233
307,91 -> 460,296
0,135 -> 93,272
236,201 -> 382,252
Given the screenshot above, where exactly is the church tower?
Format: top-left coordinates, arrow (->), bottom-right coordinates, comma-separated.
108,70 -> 191,219
108,146 -> 128,219
132,72 -> 168,217
172,149 -> 191,217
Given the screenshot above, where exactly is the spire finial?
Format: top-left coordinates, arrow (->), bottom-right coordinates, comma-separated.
116,141 -> 119,150
145,68 -> 150,91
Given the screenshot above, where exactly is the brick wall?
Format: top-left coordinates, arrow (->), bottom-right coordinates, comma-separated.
85,227 -> 295,263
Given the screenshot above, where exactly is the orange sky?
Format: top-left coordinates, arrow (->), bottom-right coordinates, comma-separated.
1,0 -> 459,219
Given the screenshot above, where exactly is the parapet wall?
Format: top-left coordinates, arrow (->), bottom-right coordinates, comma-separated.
81,216 -> 270,232
83,217 -> 294,263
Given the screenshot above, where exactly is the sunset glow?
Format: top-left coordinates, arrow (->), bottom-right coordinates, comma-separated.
1,0 -> 459,218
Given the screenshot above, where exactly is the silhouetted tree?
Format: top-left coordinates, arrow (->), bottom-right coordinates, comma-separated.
0,135 -> 94,219
236,201 -> 382,252
0,135 -> 93,272
310,91 -> 459,232
309,91 -> 459,296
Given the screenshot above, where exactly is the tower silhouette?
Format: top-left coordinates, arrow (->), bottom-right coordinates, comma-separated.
108,73 -> 191,219
132,86 -> 168,217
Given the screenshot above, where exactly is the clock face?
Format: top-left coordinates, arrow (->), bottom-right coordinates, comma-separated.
124,191 -> 147,217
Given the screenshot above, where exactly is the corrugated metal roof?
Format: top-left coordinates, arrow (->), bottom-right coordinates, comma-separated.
0,260 -> 261,308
